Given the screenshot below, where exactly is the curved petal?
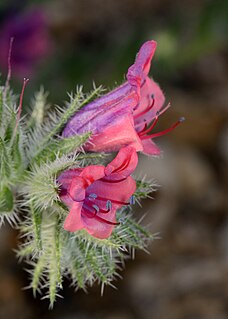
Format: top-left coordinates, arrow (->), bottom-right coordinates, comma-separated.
141,139 -> 161,156
69,176 -> 87,201
69,165 -> 105,201
63,202 -> 84,232
82,209 -> 116,239
105,146 -> 138,180
127,41 -> 157,90
58,169 -> 81,190
80,165 -> 105,184
58,169 -> 82,207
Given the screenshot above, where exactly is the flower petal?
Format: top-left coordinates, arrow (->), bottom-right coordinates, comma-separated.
80,165 -> 105,184
58,169 -> 81,190
58,169 -> 82,206
82,210 -> 116,239
84,176 -> 136,239
85,115 -> 143,153
87,176 -> 136,208
134,77 -> 165,128
127,40 -> 157,90
69,176 -> 87,201
69,166 -> 105,201
105,146 -> 138,180
63,202 -> 84,232
63,83 -> 138,136
141,138 -> 161,156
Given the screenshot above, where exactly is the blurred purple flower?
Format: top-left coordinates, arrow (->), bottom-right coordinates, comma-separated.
0,8 -> 51,77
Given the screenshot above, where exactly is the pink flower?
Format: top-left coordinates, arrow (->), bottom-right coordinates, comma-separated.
63,40 -> 183,155
58,146 -> 138,239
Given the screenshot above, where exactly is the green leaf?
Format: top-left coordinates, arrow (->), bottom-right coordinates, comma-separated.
10,133 -> 24,178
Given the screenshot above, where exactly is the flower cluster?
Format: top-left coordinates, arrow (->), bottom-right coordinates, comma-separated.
59,40 -> 183,239
0,38 -> 183,304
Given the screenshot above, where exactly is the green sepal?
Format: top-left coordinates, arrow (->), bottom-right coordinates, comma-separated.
11,132 -> 24,178
0,186 -> 14,212
32,132 -> 91,166
0,137 -> 11,180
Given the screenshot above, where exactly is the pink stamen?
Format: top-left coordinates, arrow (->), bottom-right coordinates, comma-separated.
138,116 -> 159,137
82,205 -> 119,225
141,117 -> 185,140
137,122 -> 147,135
155,103 -> 171,118
133,97 -> 155,120
93,215 -> 120,226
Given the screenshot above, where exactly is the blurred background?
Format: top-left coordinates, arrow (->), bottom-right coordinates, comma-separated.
0,0 -> 228,318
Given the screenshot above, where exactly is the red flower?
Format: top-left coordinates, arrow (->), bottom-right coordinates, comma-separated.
63,40 -> 183,155
58,147 -> 138,239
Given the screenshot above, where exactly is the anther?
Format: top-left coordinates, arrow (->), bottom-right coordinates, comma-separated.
130,196 -> 135,205
89,193 -> 97,199
119,217 -> 126,224
92,205 -> 99,213
141,116 -> 185,140
106,200 -> 112,210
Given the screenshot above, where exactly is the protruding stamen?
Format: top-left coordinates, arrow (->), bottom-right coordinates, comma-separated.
141,117 -> 185,140
138,116 -> 159,137
154,103 -> 171,118
83,204 -> 99,218
92,205 -> 99,213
